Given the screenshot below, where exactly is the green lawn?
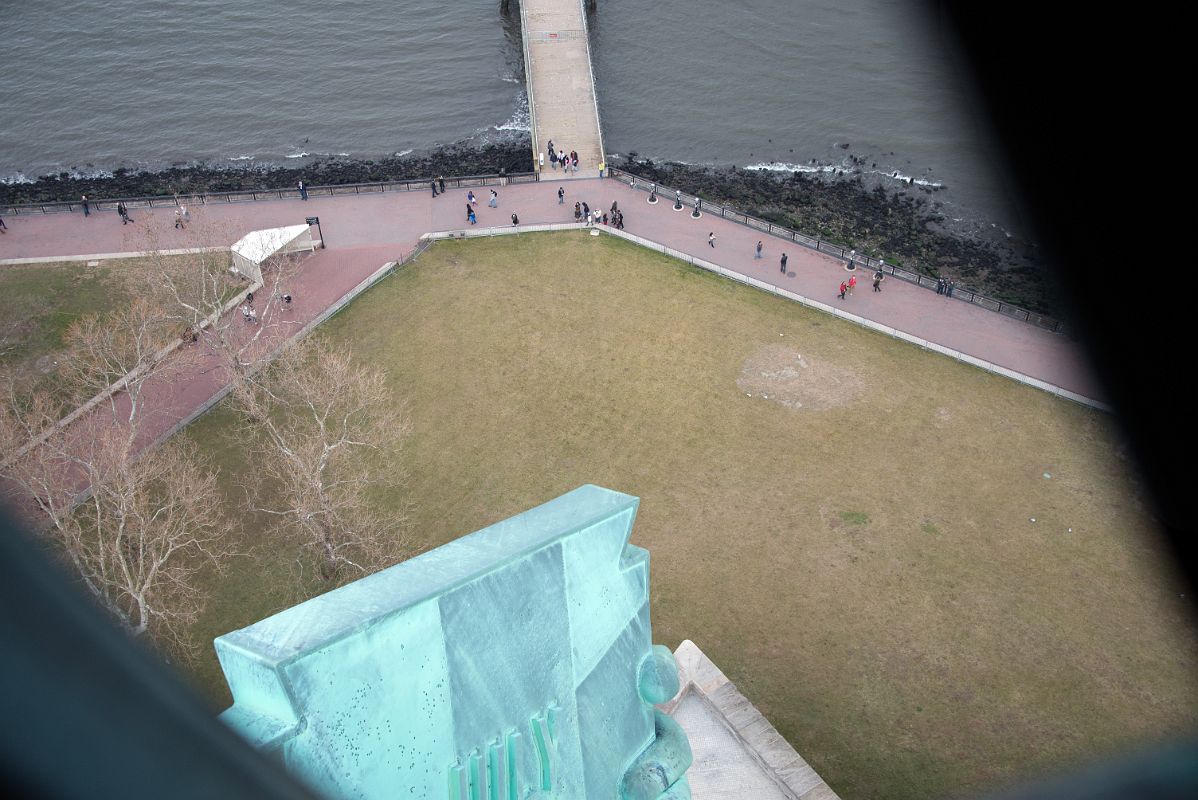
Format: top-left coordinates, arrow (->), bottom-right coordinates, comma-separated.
180,233 -> 1196,800
0,254 -> 233,404
0,260 -> 130,378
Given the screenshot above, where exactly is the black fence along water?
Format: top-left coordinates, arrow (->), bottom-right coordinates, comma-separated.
606,168 -> 1065,334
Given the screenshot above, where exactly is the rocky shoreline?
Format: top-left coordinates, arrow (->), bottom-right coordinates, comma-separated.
616,156 -> 1062,319
1,139 -> 1061,318
0,139 -> 534,207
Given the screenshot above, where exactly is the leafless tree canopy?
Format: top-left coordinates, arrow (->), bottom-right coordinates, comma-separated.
233,336 -> 413,585
1,218 -> 403,662
2,402 -> 235,665
0,253 -> 234,661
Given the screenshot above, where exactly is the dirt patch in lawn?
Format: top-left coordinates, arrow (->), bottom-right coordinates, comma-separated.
737,343 -> 866,410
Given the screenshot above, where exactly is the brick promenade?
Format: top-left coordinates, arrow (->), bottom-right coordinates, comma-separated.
0,178 -> 1104,464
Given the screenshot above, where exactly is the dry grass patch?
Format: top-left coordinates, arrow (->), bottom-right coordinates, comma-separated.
180,232 -> 1196,800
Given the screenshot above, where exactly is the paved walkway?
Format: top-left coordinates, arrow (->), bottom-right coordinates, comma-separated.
520,0 -> 604,178
0,180 -> 1105,451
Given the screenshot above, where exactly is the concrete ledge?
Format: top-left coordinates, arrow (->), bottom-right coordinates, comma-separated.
661,640 -> 841,800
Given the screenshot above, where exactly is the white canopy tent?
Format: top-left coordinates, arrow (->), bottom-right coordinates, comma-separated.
230,224 -> 315,283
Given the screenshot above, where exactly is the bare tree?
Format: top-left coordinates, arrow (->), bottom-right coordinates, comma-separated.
0,293 -> 233,661
1,390 -> 236,660
135,213 -> 242,331
55,294 -> 186,432
233,336 -> 413,585
137,213 -> 303,379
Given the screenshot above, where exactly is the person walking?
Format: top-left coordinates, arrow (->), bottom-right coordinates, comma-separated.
550,149 -> 558,171
430,180 -> 438,197
582,201 -> 590,221
574,202 -> 581,222
81,195 -> 90,217
611,200 -> 618,216
438,175 -> 446,194
708,232 -> 716,248
174,208 -> 185,229
838,280 -> 848,300
558,186 -> 565,204
466,203 -> 475,224
0,215 -> 7,234
467,190 -> 477,206
616,211 -> 624,229
848,274 -> 857,295
117,202 -> 132,224
489,189 -> 498,208
298,180 -> 308,201
755,240 -> 763,259
873,269 -> 885,292
511,212 -> 519,226
571,150 -> 579,172
780,252 -> 788,275
181,204 -> 190,224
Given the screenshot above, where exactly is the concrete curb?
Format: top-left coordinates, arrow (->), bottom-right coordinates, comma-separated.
0,246 -> 230,267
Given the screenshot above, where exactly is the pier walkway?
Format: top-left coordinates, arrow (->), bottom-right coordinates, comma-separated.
519,0 -> 604,178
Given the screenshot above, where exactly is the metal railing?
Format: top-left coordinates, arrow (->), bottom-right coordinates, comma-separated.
0,171 -> 540,217
577,0 -> 606,167
606,167 -> 1065,334
517,0 -> 541,172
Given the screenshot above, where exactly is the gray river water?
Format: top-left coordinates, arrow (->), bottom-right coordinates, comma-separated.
1,0 -> 1024,236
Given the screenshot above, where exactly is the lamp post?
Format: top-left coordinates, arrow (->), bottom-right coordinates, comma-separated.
306,216 -> 325,249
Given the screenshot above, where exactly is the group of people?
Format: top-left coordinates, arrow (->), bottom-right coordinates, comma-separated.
546,140 -> 580,173
47,179 -> 942,305
571,198 -> 624,229
751,239 -> 889,292
464,188 -> 520,226
240,289 -> 293,325
70,193 -> 169,227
